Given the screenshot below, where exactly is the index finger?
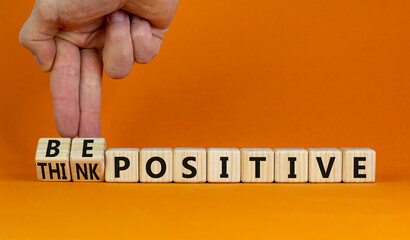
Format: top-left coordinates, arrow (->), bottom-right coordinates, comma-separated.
50,38 -> 81,138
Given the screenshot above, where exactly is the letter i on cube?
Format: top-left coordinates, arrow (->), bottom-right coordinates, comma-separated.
207,148 -> 240,183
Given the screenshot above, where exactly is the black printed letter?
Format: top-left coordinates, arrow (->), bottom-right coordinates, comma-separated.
76,163 -> 88,180
89,163 -> 100,180
48,163 -> 61,180
288,157 -> 297,178
354,157 -> 366,178
146,157 -> 166,178
182,157 -> 197,178
115,157 -> 130,178
37,162 -> 47,179
316,157 -> 335,178
250,157 -> 266,178
82,140 -> 94,157
46,140 -> 60,157
220,157 -> 229,178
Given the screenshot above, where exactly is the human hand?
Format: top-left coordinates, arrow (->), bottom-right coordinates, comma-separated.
19,0 -> 178,138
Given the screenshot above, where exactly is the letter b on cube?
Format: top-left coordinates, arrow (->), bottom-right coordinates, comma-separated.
35,138 -> 71,181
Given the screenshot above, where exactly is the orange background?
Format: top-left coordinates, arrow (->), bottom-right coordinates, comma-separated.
1,0 -> 410,239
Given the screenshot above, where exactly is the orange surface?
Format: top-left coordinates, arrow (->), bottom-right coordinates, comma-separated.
1,0 -> 410,239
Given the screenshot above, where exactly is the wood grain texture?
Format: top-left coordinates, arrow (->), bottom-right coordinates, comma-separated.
173,148 -> 206,183
105,148 -> 139,182
308,148 -> 342,183
70,138 -> 106,182
35,138 -> 71,181
241,148 -> 274,183
341,148 -> 376,183
274,148 -> 308,183
140,148 -> 173,182
207,148 -> 240,183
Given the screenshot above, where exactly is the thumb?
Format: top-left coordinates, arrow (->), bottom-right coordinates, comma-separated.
19,1 -> 59,72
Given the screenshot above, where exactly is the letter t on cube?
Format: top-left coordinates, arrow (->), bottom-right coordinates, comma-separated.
241,148 -> 274,183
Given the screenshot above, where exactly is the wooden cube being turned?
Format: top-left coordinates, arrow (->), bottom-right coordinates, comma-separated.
241,148 -> 274,183
140,148 -> 173,182
35,138 -> 72,181
308,148 -> 342,183
207,148 -> 240,183
341,148 -> 376,183
173,148 -> 206,183
105,148 -> 139,182
70,138 -> 106,182
274,148 -> 308,183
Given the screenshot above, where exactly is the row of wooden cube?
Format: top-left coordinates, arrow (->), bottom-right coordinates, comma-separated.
35,138 -> 376,183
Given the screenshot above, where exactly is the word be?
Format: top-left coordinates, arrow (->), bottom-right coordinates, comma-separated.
35,138 -> 376,183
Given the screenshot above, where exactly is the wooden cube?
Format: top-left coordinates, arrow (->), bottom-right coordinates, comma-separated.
140,148 -> 173,182
308,148 -> 342,183
341,148 -> 376,183
105,148 -> 139,182
70,138 -> 106,182
207,148 -> 240,183
35,138 -> 72,181
173,148 -> 206,183
241,148 -> 274,183
274,148 -> 308,183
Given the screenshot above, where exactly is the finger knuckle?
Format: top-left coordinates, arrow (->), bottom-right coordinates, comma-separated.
35,0 -> 58,24
19,28 -> 29,47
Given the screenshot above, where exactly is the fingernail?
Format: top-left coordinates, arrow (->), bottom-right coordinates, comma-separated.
35,56 -> 51,72
131,15 -> 141,23
109,11 -> 126,23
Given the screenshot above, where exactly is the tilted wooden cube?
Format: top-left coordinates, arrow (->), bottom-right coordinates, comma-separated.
274,148 -> 308,183
35,138 -> 71,181
173,148 -> 207,183
207,148 -> 240,183
241,148 -> 274,183
308,148 -> 342,183
105,148 -> 139,182
70,138 -> 106,182
341,148 -> 376,183
140,148 -> 173,182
